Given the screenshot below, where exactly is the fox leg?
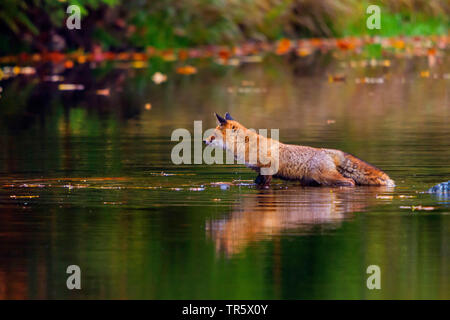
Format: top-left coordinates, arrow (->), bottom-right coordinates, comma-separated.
314,170 -> 355,187
255,174 -> 272,187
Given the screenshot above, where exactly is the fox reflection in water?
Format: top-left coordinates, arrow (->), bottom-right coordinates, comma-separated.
206,186 -> 392,256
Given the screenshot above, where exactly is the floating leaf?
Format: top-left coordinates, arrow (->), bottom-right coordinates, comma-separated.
328,74 -> 346,82
297,48 -> 312,56
64,60 -> 74,69
275,38 -> 291,55
376,195 -> 393,200
58,84 -> 84,91
131,60 -> 147,69
420,70 -> 430,78
44,75 -> 64,82
10,195 -> 39,199
96,88 -> 110,96
152,72 -> 167,84
176,65 -> 197,75
336,39 -> 355,51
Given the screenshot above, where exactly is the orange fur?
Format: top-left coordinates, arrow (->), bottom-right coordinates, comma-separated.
205,114 -> 395,187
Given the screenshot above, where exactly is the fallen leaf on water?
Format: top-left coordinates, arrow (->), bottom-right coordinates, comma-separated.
276,38 -> 291,55
77,55 -> 87,64
20,66 -> 36,75
392,39 -> 405,50
336,39 -> 355,51
58,84 -> 84,91
152,72 -> 167,84
420,70 -> 430,78
10,195 -> 39,199
131,60 -> 147,69
13,66 -> 21,75
210,182 -> 232,186
309,38 -> 322,47
31,53 -> 41,62
116,52 -> 129,60
178,49 -> 188,60
356,77 -> 384,84
218,49 -> 230,61
44,75 -> 64,82
376,195 -> 393,200
64,60 -> 74,69
227,58 -> 240,66
328,74 -> 346,82
162,50 -> 177,61
400,205 -> 435,211
132,53 -> 146,61
296,48 -> 311,57
241,80 -> 255,86
150,172 -> 175,176
189,187 -> 205,191
176,65 -> 197,75
412,205 -> 435,211
240,55 -> 262,63
96,88 -> 110,96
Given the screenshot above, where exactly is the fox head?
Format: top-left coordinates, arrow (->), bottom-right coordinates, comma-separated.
203,112 -> 249,150
204,112 -> 280,175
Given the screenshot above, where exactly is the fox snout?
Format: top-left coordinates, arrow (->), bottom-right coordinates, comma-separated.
204,135 -> 215,145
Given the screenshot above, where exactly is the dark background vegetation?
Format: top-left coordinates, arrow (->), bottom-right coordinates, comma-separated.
0,0 -> 449,54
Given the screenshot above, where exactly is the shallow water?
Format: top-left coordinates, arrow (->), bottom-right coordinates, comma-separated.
0,51 -> 449,299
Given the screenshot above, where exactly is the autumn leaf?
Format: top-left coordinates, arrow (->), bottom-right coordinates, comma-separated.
176,65 -> 197,75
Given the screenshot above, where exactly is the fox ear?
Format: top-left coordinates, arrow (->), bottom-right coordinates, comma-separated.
225,112 -> 234,121
215,113 -> 227,125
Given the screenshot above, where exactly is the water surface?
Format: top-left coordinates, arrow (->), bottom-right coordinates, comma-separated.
0,51 -> 449,299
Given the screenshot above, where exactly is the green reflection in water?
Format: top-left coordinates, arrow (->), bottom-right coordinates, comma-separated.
0,52 -> 449,299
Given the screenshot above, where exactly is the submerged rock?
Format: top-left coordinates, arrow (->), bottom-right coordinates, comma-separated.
427,181 -> 450,194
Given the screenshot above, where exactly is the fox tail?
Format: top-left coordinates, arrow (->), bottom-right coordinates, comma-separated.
326,149 -> 395,186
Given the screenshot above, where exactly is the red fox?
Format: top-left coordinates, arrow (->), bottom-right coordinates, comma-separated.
204,113 -> 395,187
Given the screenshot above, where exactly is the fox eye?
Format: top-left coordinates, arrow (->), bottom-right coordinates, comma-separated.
232,125 -> 236,130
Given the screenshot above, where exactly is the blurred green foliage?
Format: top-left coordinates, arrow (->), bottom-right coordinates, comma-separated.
342,0 -> 449,36
0,0 -> 448,53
